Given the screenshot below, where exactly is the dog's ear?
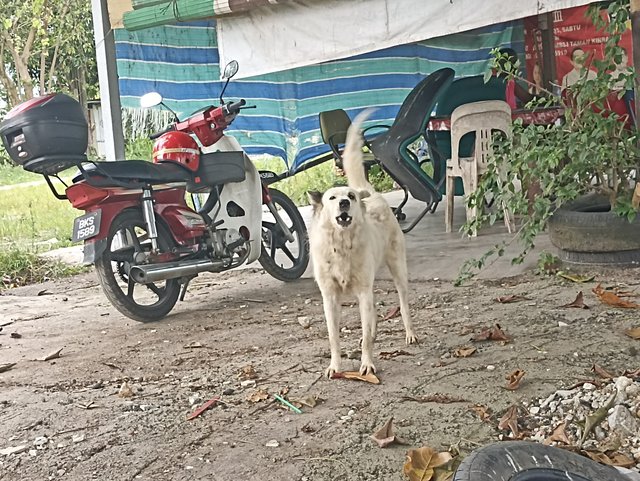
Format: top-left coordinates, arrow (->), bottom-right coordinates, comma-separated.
307,191 -> 323,214
359,190 -> 370,200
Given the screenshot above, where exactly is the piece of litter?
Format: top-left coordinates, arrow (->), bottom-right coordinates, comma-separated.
42,348 -> 63,361
186,396 -> 220,421
265,439 -> 279,448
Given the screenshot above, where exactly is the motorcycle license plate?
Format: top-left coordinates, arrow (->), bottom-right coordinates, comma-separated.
72,210 -> 101,242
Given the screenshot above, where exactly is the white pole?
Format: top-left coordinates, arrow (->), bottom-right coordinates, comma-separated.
90,0 -> 125,161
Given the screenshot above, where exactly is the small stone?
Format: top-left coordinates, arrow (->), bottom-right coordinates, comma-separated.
304,299 -> 312,305
57,468 -> 66,476
558,321 -> 568,327
240,380 -> 256,388
582,383 -> 596,391
347,409 -> 355,416
297,316 -> 311,329
72,434 -> 85,444
486,365 -> 496,371
529,406 -> 540,415
188,395 -> 202,406
33,436 -> 48,449
265,439 -> 279,448
118,381 -> 134,398
625,383 -> 640,397
608,405 -> 640,436
222,388 -> 235,396
29,449 -> 37,457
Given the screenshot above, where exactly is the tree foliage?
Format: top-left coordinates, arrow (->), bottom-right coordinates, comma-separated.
0,0 -> 98,112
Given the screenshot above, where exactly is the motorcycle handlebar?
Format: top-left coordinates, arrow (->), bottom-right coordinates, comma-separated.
224,99 -> 246,115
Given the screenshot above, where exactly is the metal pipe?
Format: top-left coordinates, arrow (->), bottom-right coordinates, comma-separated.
129,258 -> 226,283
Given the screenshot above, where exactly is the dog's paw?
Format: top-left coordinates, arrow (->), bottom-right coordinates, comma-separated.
359,361 -> 376,376
405,331 -> 419,345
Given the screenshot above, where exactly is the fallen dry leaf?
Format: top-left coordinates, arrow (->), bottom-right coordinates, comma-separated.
593,284 -> 640,308
184,341 -> 204,349
453,346 -> 477,358
238,365 -> 258,381
468,404 -> 492,422
505,369 -> 526,390
383,306 -> 401,321
246,389 -> 269,403
624,327 -> 640,340
403,394 -> 469,404
561,291 -> 589,309
42,348 -> 63,361
557,272 -> 595,283
591,363 -> 617,379
581,449 -> 634,468
458,326 -> 475,336
290,395 -> 318,408
543,422 -> 571,445
494,294 -> 530,303
379,350 -> 412,360
331,371 -> 380,384
403,446 -> 453,481
498,405 -> 519,438
472,324 -> 510,342
370,417 -> 406,448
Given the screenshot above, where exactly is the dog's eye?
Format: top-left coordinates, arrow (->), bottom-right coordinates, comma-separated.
329,195 -> 336,200
348,193 -> 356,200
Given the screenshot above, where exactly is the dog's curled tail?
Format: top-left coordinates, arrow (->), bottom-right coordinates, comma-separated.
343,109 -> 375,191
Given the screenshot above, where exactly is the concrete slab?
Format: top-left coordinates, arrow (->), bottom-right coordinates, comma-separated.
43,189 -> 551,283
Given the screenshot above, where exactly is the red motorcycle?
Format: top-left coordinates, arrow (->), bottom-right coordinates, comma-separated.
0,61 -> 309,322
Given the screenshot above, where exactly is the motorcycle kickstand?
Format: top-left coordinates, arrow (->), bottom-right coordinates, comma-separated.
179,276 -> 195,301
265,200 -> 294,243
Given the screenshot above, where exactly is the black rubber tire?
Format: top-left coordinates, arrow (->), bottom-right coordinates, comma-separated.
95,210 -> 181,322
258,188 -> 309,282
548,194 -> 640,264
453,441 -> 630,481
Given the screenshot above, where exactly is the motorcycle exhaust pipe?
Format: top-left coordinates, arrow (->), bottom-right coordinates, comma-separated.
129,259 -> 226,284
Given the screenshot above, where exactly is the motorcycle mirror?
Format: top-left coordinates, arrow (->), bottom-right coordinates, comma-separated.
140,92 -> 163,109
219,60 -> 239,105
222,60 -> 239,80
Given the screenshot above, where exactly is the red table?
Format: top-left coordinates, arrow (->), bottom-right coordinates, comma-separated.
427,106 -> 564,131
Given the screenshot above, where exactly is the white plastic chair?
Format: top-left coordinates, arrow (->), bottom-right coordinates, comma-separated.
445,100 -> 515,236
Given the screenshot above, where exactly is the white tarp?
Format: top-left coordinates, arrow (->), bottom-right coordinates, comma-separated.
217,0 -> 596,79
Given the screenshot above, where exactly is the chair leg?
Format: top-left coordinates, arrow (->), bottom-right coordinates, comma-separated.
393,186 -> 409,221
445,174 -> 455,233
401,202 -> 434,234
460,163 -> 479,237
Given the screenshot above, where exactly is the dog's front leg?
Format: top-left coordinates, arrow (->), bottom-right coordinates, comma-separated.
321,290 -> 343,378
357,290 -> 377,375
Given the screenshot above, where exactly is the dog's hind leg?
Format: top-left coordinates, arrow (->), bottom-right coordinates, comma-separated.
321,288 -> 343,378
356,289 -> 377,375
386,247 -> 418,345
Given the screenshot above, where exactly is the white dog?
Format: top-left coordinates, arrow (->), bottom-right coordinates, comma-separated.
308,111 -> 418,378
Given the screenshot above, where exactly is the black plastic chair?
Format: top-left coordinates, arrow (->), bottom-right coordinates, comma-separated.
318,108 -> 384,175
368,67 -> 455,233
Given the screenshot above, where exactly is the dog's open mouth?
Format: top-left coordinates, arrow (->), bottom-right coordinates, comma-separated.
336,212 -> 352,227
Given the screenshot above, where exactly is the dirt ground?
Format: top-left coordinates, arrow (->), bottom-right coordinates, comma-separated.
1,264 -> 640,481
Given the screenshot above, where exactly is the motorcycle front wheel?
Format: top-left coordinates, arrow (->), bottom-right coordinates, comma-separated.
94,209 -> 181,322
259,188 -> 309,282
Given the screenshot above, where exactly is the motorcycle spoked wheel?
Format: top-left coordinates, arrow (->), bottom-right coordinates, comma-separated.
94,210 -> 181,322
258,188 -> 309,282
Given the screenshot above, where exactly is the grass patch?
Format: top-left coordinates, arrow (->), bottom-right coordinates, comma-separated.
0,179 -> 79,249
0,248 -> 88,289
0,163 -> 42,186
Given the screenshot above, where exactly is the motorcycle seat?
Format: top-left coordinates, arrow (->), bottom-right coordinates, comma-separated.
75,160 -> 192,187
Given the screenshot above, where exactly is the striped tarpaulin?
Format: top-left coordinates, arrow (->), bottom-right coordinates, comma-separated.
115,20 -> 522,172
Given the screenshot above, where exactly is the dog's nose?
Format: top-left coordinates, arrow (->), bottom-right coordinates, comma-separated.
339,199 -> 350,210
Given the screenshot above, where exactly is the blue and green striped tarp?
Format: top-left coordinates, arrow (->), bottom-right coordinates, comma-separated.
115,20 -> 523,172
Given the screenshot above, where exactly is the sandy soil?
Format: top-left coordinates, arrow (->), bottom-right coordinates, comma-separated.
1,265 -> 640,481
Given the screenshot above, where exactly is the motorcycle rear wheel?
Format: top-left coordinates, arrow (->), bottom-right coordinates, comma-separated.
259,188 -> 309,281
94,209 -> 181,322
